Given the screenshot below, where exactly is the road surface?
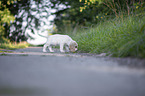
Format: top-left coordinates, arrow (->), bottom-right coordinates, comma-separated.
0,47 -> 145,96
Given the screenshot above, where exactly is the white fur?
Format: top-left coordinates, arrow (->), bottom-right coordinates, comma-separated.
43,34 -> 78,53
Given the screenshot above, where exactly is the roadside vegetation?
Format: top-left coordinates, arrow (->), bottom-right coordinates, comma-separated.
0,37 -> 29,50
73,15 -> 145,58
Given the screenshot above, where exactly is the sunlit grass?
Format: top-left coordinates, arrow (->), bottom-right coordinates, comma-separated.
0,37 -> 29,50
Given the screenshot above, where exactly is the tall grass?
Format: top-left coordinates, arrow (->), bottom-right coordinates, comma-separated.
73,16 -> 145,58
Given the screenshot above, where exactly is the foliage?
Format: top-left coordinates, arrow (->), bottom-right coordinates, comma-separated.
0,0 -> 29,50
73,15 -> 145,58
50,0 -> 102,33
79,0 -> 145,17
50,0 -> 145,34
0,0 -> 15,37
0,36 -> 11,44
1,0 -> 51,42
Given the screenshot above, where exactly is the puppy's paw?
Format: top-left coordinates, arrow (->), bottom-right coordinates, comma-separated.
43,50 -> 47,53
60,50 -> 65,53
50,50 -> 54,52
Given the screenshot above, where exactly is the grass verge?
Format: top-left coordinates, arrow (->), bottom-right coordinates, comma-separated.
73,16 -> 145,58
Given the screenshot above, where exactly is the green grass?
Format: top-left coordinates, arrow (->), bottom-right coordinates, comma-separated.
0,37 -> 29,50
73,16 -> 145,58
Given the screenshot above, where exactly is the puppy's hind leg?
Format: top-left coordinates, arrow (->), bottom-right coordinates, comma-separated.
48,45 -> 54,52
43,44 -> 48,52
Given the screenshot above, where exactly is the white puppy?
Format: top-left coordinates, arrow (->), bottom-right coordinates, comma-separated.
43,34 -> 78,53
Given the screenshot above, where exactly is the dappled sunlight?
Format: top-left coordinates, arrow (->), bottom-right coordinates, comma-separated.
0,41 -> 29,50
25,28 -> 51,45
27,37 -> 47,45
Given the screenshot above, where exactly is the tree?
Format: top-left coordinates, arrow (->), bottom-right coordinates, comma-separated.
0,0 -> 15,38
49,0 -> 144,35
80,0 -> 145,17
1,0 -> 51,42
49,0 -> 103,34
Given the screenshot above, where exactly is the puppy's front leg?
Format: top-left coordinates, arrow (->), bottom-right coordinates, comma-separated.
60,44 -> 65,53
65,45 -> 70,52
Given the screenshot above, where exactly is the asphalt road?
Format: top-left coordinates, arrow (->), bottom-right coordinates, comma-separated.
0,47 -> 145,96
